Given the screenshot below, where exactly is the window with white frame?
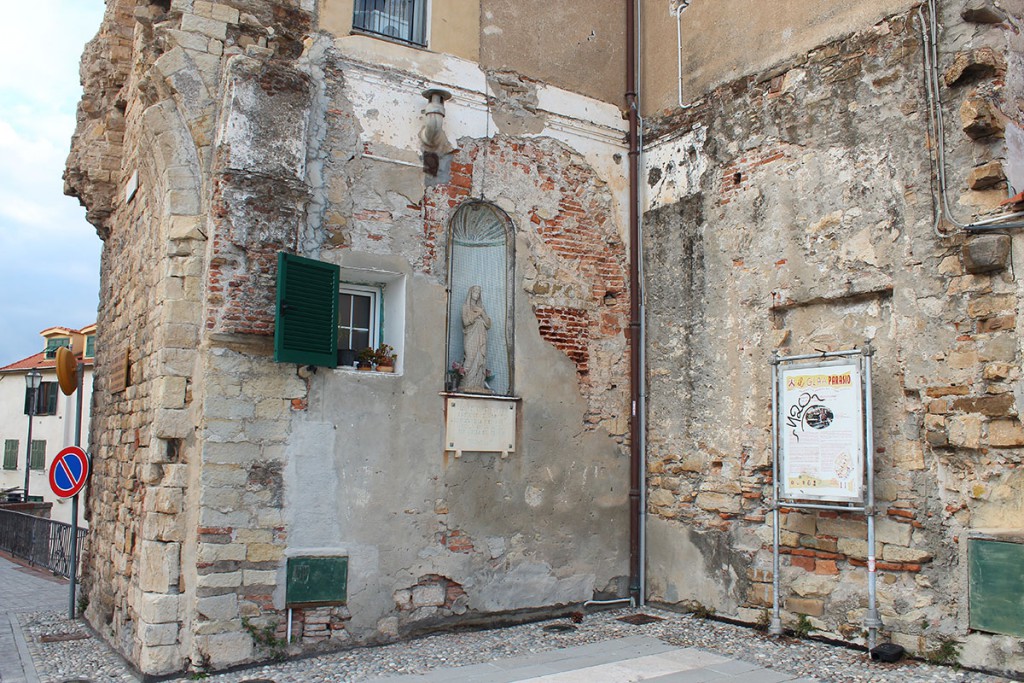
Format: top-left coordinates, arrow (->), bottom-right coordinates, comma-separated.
274,252 -> 406,370
338,284 -> 381,354
24,382 -> 58,416
352,0 -> 427,46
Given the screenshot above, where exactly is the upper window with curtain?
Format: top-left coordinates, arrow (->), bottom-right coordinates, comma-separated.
353,0 -> 427,47
446,202 -> 514,396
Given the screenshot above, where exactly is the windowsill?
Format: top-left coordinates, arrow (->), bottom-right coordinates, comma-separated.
350,28 -> 428,51
439,392 -> 521,402
335,366 -> 402,376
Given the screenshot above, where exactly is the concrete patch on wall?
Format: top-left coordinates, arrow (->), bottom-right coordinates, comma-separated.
646,516 -> 748,613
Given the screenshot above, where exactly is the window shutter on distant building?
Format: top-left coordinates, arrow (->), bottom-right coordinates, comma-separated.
29,440 -> 45,470
3,440 -> 17,470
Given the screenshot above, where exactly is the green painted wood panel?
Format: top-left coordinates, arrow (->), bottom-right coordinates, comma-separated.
286,556 -> 348,607
969,539 -> 1024,637
274,252 -> 339,367
3,440 -> 18,470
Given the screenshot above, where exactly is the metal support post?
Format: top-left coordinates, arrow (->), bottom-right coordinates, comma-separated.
769,351 -> 784,636
862,343 -> 881,651
68,362 -> 85,619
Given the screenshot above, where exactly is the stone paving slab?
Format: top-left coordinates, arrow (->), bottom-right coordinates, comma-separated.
365,638 -> 817,683
0,552 -> 70,683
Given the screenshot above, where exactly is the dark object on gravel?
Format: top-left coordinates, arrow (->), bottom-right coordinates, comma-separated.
870,643 -> 905,663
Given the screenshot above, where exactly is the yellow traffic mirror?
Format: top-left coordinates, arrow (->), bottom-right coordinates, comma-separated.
55,346 -> 78,396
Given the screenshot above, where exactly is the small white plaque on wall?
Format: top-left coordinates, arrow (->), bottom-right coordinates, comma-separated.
125,169 -> 139,203
445,396 -> 517,458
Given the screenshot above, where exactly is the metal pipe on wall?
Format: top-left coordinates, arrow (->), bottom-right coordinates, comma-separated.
626,0 -> 643,606
675,1 -> 693,110
919,0 -> 1024,233
637,0 -> 649,610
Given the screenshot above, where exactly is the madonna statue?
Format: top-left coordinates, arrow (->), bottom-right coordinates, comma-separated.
461,285 -> 492,393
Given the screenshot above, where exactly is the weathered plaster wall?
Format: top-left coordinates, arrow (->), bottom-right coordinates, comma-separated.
68,0 -> 633,675
642,3 -> 1024,674
641,0 -> 917,115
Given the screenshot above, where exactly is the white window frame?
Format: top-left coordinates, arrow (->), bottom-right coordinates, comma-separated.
338,283 -> 382,353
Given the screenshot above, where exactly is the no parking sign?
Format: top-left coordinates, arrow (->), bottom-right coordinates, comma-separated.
49,446 -> 90,498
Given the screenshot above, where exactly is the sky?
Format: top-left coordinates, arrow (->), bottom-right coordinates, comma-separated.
0,2 -> 106,365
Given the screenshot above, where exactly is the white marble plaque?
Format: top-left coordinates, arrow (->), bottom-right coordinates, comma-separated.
445,397 -> 517,457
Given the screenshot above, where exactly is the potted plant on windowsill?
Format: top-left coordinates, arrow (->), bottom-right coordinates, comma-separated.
373,344 -> 397,373
357,347 -> 376,371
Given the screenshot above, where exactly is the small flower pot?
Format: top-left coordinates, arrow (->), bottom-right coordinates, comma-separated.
376,365 -> 394,373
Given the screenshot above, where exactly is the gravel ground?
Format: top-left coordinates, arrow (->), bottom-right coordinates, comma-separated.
18,607 -> 1016,683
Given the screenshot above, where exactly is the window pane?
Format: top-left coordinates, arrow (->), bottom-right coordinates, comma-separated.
353,330 -> 370,350
352,0 -> 426,45
352,294 -> 372,328
339,294 -> 353,325
338,329 -> 352,350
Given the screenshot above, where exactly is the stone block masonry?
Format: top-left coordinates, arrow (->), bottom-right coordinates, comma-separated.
642,4 -> 1024,674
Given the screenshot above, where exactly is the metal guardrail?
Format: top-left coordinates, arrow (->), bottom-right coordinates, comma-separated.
0,508 -> 85,578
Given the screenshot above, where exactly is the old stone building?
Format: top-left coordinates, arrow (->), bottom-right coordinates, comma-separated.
65,0 -> 1024,677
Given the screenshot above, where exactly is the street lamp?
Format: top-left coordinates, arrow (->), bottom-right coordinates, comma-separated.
23,369 -> 41,501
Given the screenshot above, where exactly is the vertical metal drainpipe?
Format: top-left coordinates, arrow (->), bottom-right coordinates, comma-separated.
626,0 -> 642,606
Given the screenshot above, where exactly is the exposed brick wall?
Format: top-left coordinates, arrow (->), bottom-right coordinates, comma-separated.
719,147 -> 789,205
424,137 -> 630,438
534,306 -> 590,373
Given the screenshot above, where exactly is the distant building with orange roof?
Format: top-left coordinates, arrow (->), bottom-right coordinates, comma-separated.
0,325 -> 95,526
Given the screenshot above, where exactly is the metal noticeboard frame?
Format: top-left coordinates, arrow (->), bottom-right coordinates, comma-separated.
769,343 -> 880,652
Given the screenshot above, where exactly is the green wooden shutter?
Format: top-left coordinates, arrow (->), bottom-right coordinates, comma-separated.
44,383 -> 58,415
3,440 -> 18,470
29,440 -> 45,470
274,252 -> 340,367
85,335 -> 95,358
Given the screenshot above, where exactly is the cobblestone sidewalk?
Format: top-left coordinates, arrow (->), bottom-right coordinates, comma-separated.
13,606 -> 1017,683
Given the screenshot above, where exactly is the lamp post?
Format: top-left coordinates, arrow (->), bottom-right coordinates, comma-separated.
23,369 -> 41,501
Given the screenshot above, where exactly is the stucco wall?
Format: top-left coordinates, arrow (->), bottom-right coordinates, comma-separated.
479,0 -> 626,105
641,0 -> 917,115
